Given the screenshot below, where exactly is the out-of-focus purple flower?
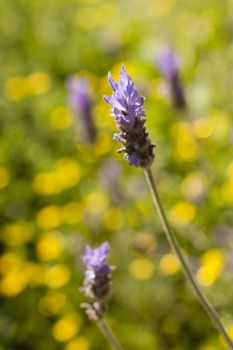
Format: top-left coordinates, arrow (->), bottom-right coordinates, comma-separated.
99,160 -> 123,205
156,47 -> 186,109
104,65 -> 154,168
81,242 -> 113,320
156,47 -> 179,80
67,76 -> 97,143
83,242 -> 110,272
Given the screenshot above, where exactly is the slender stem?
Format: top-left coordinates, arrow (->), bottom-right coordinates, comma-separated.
98,318 -> 125,350
144,168 -> 233,349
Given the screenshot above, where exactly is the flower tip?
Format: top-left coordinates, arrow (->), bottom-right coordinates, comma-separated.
103,95 -> 110,104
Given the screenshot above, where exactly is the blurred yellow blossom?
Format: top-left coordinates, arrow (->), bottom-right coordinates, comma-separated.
0,167 -> 10,189
38,291 -> 67,316
171,121 -> 199,162
36,205 -> 63,229
44,264 -> 70,289
0,267 -> 28,296
36,231 -> 64,261
94,131 -> 113,156
0,253 -> 21,274
33,159 -> 81,196
169,201 -> 196,228
56,158 -> 81,188
26,72 -> 51,95
196,249 -> 225,287
4,76 -> 28,101
0,260 -> 42,296
62,202 -> 83,225
133,232 -> 157,253
220,182 -> 233,204
175,138 -> 200,162
51,313 -> 82,342
193,118 -> 214,139
219,324 -> 233,348
50,107 -> 73,130
103,207 -> 124,231
160,253 -> 180,276
1,221 -> 34,246
84,191 -> 108,216
181,171 -> 208,201
129,258 -> 155,280
33,172 -> 62,195
210,110 -> 231,142
65,337 -> 89,350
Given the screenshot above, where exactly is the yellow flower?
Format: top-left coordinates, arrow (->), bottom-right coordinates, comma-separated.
36,206 -> 63,229
50,107 -> 73,130
196,249 -> 225,287
129,258 -> 155,280
62,202 -> 83,225
33,159 -> 81,196
169,201 -> 196,228
65,337 -> 89,350
52,313 -> 82,342
36,232 -> 64,261
0,167 -> 10,189
44,264 -> 70,289
160,253 -> 180,276
84,191 -> 108,216
38,291 -> 67,316
1,221 -> 34,246
181,171 -> 208,201
4,76 -> 28,101
26,72 -> 51,95
103,207 -> 124,231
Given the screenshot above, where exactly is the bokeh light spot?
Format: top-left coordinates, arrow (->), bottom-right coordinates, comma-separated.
103,207 -> 124,231
36,206 -> 63,229
44,264 -> 70,289
169,201 -> 196,228
160,253 -> 180,276
129,258 -> 155,280
0,167 -> 10,189
50,107 -> 73,129
36,231 -> 64,261
52,313 -> 82,342
65,337 -> 90,350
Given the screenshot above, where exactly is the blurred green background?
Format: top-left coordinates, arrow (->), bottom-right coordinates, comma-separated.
0,0 -> 233,349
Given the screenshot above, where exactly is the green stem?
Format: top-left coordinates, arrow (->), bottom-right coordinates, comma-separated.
144,168 -> 233,349
98,318 -> 124,350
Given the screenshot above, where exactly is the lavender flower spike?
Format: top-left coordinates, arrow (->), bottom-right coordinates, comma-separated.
81,242 -> 113,320
104,65 -> 155,169
156,47 -> 186,109
67,76 -> 97,143
83,242 -> 110,272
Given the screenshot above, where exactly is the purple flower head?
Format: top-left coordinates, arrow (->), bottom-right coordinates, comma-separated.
67,76 -> 97,143
81,242 -> 113,320
156,47 -> 179,80
83,242 -> 110,272
67,77 -> 90,113
156,47 -> 186,109
104,65 -> 154,169
104,65 -> 145,129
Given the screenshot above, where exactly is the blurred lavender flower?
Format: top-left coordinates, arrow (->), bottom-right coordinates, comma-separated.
156,47 -> 186,109
67,76 -> 97,143
104,65 -> 154,168
81,242 -> 113,320
99,160 -> 123,205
